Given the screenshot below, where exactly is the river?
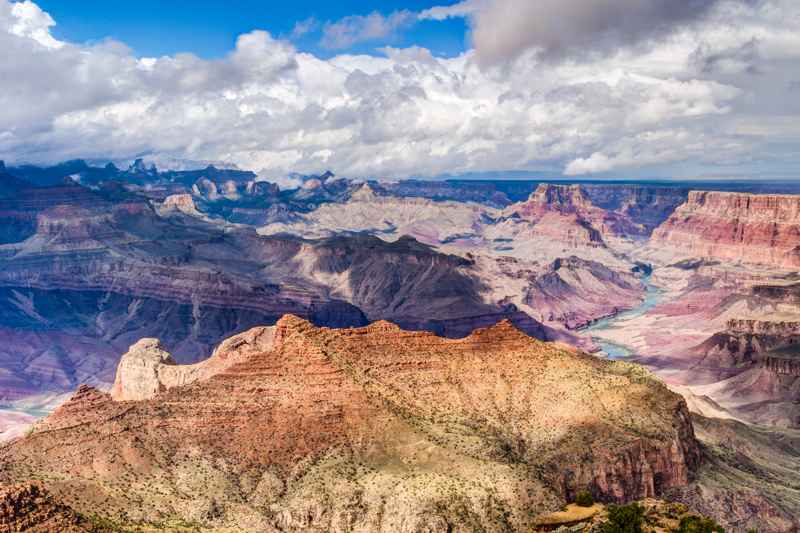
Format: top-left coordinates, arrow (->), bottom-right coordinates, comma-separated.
582,274 -> 665,359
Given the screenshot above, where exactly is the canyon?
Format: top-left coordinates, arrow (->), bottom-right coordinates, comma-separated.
1,160 -> 800,530
0,173 -> 659,409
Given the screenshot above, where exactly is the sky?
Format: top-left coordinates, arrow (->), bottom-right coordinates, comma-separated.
32,0 -> 471,59
1,0 -> 800,180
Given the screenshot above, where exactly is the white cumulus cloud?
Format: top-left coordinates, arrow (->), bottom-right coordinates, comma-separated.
321,10 -> 416,49
0,0 -> 799,180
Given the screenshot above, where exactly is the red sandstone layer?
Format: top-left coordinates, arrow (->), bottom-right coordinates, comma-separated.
652,191 -> 800,268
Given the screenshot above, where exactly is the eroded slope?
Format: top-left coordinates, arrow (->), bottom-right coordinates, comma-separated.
1,316 -> 699,532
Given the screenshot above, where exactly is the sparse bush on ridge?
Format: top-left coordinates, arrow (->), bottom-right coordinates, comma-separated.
601,502 -> 645,533
677,515 -> 725,533
574,490 -> 594,507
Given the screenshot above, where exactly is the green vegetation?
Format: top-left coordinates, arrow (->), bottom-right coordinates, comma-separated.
677,515 -> 725,533
80,513 -> 205,533
601,502 -> 645,533
575,490 -> 595,507
81,514 -> 134,533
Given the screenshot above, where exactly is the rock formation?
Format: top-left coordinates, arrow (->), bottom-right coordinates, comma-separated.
0,316 -> 700,531
524,256 -> 644,329
668,415 -> 800,532
0,483 -> 101,532
651,190 -> 800,268
582,184 -> 688,234
160,193 -> 203,217
507,184 -> 647,241
690,319 -> 800,369
110,326 -> 276,401
259,182 -> 495,246
479,184 -> 648,267
684,317 -> 800,428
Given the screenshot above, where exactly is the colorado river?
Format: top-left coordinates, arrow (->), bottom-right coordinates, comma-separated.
582,274 -> 665,359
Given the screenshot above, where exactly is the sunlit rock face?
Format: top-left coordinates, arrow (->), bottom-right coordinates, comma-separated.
651,191 -> 800,268
1,316 -> 700,531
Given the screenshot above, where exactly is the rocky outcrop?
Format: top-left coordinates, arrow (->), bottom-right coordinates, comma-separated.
109,338 -> 174,401
0,483 -> 100,532
1,317 -> 700,531
160,193 -> 203,217
111,327 -> 276,401
651,191 -> 800,268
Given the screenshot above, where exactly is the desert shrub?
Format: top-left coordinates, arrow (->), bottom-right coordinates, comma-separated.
677,515 -> 725,533
602,502 -> 645,533
575,490 -> 595,507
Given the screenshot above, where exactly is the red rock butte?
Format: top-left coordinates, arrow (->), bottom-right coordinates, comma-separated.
0,315 -> 700,531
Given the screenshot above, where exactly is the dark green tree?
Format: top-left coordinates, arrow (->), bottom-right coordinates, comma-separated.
575,490 -> 594,507
677,515 -> 725,533
602,503 -> 645,533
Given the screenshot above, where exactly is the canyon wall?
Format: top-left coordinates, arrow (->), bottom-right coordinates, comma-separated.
651,191 -> 800,268
582,184 -> 688,234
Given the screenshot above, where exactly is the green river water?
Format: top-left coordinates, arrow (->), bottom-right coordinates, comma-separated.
582,275 -> 665,359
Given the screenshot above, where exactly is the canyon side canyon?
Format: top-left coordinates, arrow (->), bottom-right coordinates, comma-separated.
0,161 -> 799,531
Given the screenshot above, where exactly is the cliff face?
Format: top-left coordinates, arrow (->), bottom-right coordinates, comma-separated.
582,185 -> 688,234
762,356 -> 800,376
687,317 -> 800,428
727,318 -> 800,336
651,191 -> 800,268
507,184 -> 648,245
1,316 -> 700,531
691,319 -> 800,368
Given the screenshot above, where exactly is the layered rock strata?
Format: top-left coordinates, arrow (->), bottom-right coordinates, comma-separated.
1,316 -> 700,531
651,191 -> 800,268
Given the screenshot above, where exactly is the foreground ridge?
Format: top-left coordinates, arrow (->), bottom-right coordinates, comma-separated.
1,316 -> 700,531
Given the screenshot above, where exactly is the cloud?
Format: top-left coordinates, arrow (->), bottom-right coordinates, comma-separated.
418,0 -> 484,21
291,17 -> 318,39
9,0 -> 61,48
428,0 -> 750,65
321,10 -> 415,50
564,130 -> 707,175
0,0 -> 799,180
692,37 -> 762,75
